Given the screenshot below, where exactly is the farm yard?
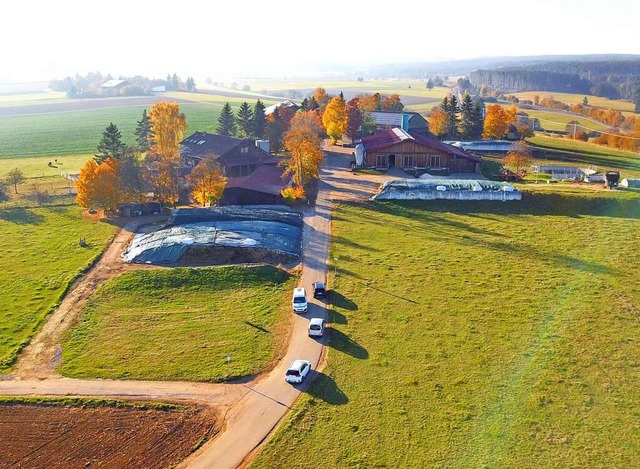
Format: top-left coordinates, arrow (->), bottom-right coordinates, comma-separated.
255,193 -> 640,468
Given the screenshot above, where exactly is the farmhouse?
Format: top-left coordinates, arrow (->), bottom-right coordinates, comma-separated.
99,79 -> 129,96
357,129 -> 481,173
181,132 -> 278,177
264,100 -> 300,116
370,111 -> 429,136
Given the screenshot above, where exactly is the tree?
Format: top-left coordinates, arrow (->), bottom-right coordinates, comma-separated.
429,107 -> 448,138
6,168 -> 25,194
95,123 -> 127,163
426,79 -> 434,90
252,100 -> 267,139
283,114 -> 324,188
311,88 -> 331,115
381,94 -> 404,111
471,101 -> 485,139
440,96 -> 459,139
217,103 -> 237,136
185,77 -> 196,92
458,95 -> 475,140
266,108 -> 286,154
188,158 -> 227,206
505,103 -> 518,126
504,141 -> 533,175
135,109 -> 153,153
76,158 -> 118,210
361,112 -> 376,136
0,181 -> 8,203
483,104 -> 509,139
172,73 -> 180,91
583,96 -> 589,106
290,110 -> 324,137
345,99 -> 363,142
533,95 -> 540,106
148,101 -> 187,163
236,102 -> 254,138
146,160 -> 180,207
322,95 -> 347,144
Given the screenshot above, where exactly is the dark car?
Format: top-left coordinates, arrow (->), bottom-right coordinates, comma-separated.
312,282 -> 326,299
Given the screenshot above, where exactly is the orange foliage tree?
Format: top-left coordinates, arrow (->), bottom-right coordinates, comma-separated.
506,103 -> 518,126
356,93 -> 382,112
483,104 -> 509,139
311,88 -> 331,115
381,94 -> 404,111
322,95 -> 347,144
76,158 -> 121,211
503,141 -> 533,175
283,112 -> 325,188
148,101 -> 186,163
188,158 -> 227,206
429,107 -> 448,138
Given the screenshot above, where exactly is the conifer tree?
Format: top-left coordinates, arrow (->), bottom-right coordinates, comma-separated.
217,103 -> 237,136
236,102 -> 254,138
459,95 -> 475,140
471,101 -> 485,139
445,95 -> 459,139
252,100 -> 267,139
95,123 -> 127,163
135,109 -> 153,153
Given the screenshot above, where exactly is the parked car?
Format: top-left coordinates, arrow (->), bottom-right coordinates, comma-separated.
312,281 -> 326,299
292,287 -> 308,313
308,318 -> 326,337
285,359 -> 311,384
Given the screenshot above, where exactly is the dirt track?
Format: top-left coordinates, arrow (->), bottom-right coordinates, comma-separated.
0,403 -> 218,468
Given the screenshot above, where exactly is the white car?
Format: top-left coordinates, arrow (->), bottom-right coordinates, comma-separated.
285,359 -> 311,384
308,318 -> 326,337
292,287 -> 308,313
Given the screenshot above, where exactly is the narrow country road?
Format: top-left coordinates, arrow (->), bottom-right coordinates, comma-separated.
0,145 -> 395,468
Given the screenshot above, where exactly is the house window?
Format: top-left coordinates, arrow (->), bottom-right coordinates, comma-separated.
240,147 -> 249,154
376,154 -> 387,168
415,155 -> 427,168
429,155 -> 441,168
402,154 -> 414,168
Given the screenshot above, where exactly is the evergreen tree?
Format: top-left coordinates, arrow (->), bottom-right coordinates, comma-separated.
95,123 -> 127,163
458,95 -> 475,140
300,98 -> 310,110
445,95 -> 459,139
236,102 -> 254,138
185,77 -> 196,91
251,100 -> 267,139
266,108 -> 285,154
166,74 -> 172,90
471,101 -> 485,139
307,96 -> 319,112
172,73 -> 180,91
217,103 -> 237,136
426,78 -> 434,90
134,109 -> 153,153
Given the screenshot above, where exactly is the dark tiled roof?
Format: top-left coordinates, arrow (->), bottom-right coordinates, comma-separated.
226,165 -> 291,195
360,129 -> 481,162
181,132 -> 243,159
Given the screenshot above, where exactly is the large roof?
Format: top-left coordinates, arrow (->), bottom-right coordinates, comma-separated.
181,132 -> 243,159
360,129 -> 481,162
226,165 -> 291,195
264,100 -> 300,116
370,111 -> 424,127
100,79 -> 128,88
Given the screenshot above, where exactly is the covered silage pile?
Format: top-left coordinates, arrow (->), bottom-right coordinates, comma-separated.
372,179 -> 522,201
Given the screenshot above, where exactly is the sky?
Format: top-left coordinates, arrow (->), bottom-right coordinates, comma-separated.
1,0 -> 639,82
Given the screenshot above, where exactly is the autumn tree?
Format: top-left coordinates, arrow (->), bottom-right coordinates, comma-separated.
95,123 -> 127,163
381,94 -> 404,112
440,96 -> 459,139
135,109 -> 153,153
290,110 -> 324,137
483,104 -> 509,139
458,95 -> 475,140
345,98 -> 363,142
252,100 -> 267,139
217,102 -> 237,136
503,141 -> 533,175
188,158 -> 227,206
506,103 -> 518,126
236,102 -> 254,138
266,107 -> 286,154
6,168 -> 25,194
357,93 -> 382,112
429,107 -> 448,138
76,158 -> 119,210
322,95 -> 347,144
311,88 -> 331,115
283,112 -> 325,189
148,101 -> 187,163
146,160 -> 180,207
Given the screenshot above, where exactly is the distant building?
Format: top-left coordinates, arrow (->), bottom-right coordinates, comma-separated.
370,111 -> 429,136
264,100 -> 300,116
99,79 -> 129,96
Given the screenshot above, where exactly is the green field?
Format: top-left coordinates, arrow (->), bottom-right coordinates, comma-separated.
0,205 -> 118,372
255,194 -> 640,468
509,107 -> 613,133
0,91 -> 68,107
60,266 -> 295,382
512,91 -> 636,113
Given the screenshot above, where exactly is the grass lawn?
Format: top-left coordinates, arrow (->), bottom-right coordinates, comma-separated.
255,193 -> 640,468
0,103 -> 224,158
60,266 -> 295,382
0,205 -> 118,372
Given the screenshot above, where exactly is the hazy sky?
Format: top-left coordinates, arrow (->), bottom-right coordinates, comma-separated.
1,0 -> 638,82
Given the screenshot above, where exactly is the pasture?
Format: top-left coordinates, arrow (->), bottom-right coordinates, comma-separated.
60,266 -> 295,382
0,205 -> 118,372
511,91 -> 636,113
255,193 -> 640,468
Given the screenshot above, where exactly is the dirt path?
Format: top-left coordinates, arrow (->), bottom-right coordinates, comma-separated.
11,216 -> 166,380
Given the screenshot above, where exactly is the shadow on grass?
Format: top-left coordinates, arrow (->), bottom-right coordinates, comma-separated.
330,291 -> 358,311
328,308 -> 347,325
0,207 -> 45,224
306,371 -> 349,405
369,285 -> 420,304
244,320 -> 270,333
329,328 -> 368,360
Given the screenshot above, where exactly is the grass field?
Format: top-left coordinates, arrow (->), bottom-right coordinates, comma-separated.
512,107 -> 613,133
60,266 -> 295,382
0,91 -> 68,107
0,205 -> 118,372
255,193 -> 640,468
511,91 -> 636,113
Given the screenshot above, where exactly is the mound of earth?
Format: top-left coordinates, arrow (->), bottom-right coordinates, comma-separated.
0,403 -> 217,468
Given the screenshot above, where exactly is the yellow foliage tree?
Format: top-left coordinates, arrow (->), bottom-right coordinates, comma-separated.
188,158 -> 227,206
429,107 -> 448,137
504,141 -> 533,175
322,96 -> 347,144
283,120 -> 324,188
76,158 -> 121,211
148,101 -> 186,163
146,161 -> 180,206
506,103 -> 518,126
483,104 -> 509,139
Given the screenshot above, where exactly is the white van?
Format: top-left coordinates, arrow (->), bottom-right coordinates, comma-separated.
292,287 -> 308,313
308,318 -> 326,337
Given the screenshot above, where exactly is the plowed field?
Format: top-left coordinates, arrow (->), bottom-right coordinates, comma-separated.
0,403 -> 217,468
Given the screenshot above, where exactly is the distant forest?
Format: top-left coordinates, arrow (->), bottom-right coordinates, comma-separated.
469,59 -> 640,105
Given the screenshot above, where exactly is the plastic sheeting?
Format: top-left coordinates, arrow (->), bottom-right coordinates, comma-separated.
123,206 -> 302,264
373,178 -> 522,201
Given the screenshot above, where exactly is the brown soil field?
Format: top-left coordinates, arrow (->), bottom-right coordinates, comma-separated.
0,403 -> 218,468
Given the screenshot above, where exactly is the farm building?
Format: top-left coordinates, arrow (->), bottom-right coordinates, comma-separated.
356,129 -> 481,173
181,132 -> 279,177
373,178 -> 522,201
370,111 -> 429,136
264,100 -> 300,116
222,165 -> 292,205
99,79 -> 129,96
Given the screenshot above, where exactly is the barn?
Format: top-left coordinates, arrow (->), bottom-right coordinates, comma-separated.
370,111 -> 429,136
221,165 -> 292,205
357,129 -> 481,173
